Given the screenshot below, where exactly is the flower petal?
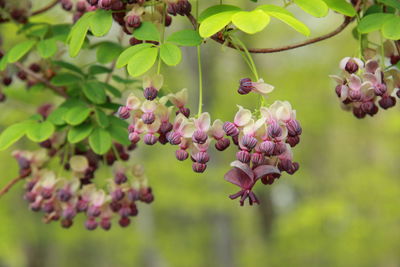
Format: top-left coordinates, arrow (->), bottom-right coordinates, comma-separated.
230,160 -> 254,180
339,57 -> 350,70
252,79 -> 274,95
126,94 -> 141,110
195,112 -> 211,132
365,60 -> 379,74
253,164 -> 280,180
328,75 -> 344,85
234,105 -> 252,127
348,74 -> 362,90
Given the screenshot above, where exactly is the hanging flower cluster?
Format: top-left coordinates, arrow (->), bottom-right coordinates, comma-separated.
118,75 -> 302,205
330,55 -> 400,119
15,148 -> 153,230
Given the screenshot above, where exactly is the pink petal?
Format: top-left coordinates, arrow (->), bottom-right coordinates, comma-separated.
224,167 -> 253,189
253,165 -> 280,180
230,160 -> 254,180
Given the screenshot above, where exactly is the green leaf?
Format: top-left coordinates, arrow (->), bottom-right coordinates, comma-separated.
166,30 -> 203,46
47,106 -> 68,126
89,65 -> 112,75
112,75 -> 138,85
382,16 -> 400,40
101,82 -> 122,97
199,11 -> 239,38
0,53 -> 9,71
26,121 -> 55,142
127,47 -> 159,77
116,43 -> 154,68
160,43 -> 182,66
68,122 -> 93,143
89,9 -> 113,37
7,40 -> 37,63
133,22 -> 160,42
96,42 -> 123,64
82,81 -> 107,104
52,60 -> 84,75
378,0 -> 400,10
293,0 -> 329,17
51,72 -> 82,86
37,38 -> 58,59
322,0 -> 356,17
108,118 -> 130,145
95,108 -> 109,128
0,121 -> 32,151
357,13 -> 393,34
65,106 -> 92,125
89,127 -> 112,155
68,12 -> 93,57
256,5 -> 311,36
232,10 -> 270,34
198,5 -> 242,22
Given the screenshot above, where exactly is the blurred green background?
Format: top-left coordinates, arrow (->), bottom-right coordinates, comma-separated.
1,1 -> 400,267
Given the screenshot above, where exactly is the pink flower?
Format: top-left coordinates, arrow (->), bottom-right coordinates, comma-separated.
340,57 -> 364,73
224,161 -> 280,206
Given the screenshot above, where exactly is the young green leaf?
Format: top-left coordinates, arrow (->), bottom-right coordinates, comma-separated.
82,81 -> 107,104
198,5 -> 242,22
68,12 -> 93,57
89,9 -> 113,37
133,22 -> 160,42
378,0 -> 400,10
199,11 -> 239,38
65,106 -> 92,125
127,47 -> 159,77
96,42 -> 123,64
7,40 -> 37,63
26,121 -> 55,142
116,43 -> 154,68
95,108 -> 110,128
89,127 -> 112,155
89,65 -> 112,75
51,73 -> 82,86
232,10 -> 270,34
256,5 -> 294,16
47,106 -> 68,126
357,13 -> 393,34
166,30 -> 203,46
261,11 -> 310,36
0,121 -> 33,151
322,0 -> 356,17
293,0 -> 329,17
68,122 -> 94,143
108,118 -> 130,145
52,60 -> 84,75
160,43 -> 182,66
0,53 -> 9,71
101,82 -> 122,97
37,38 -> 58,59
382,16 -> 400,40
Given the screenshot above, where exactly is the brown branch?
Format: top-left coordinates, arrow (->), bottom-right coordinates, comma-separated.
395,41 -> 400,56
32,0 -> 59,16
187,1 -> 361,54
0,176 -> 24,198
14,62 -> 69,98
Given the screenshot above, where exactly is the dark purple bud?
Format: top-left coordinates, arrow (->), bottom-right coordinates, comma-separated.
378,95 -> 396,109
3,76 -> 12,86
353,107 -> 366,119
61,0 -> 73,11
286,135 -> 300,147
232,135 -> 239,146
178,0 -> 191,15
30,202 -> 41,212
215,138 -> 230,151
42,202 -> 54,213
141,112 -> 155,124
158,134 -> 168,145
77,0 -> 87,12
57,188 -> 72,202
241,134 -> 258,150
166,131 -> 182,145
278,159 -> 293,173
17,71 -> 27,81
286,119 -> 302,136
87,206 -> 101,217
238,78 -> 253,95
100,218 -> 111,230
165,15 -> 172,26
167,3 -> 178,16
118,106 -> 130,119
99,0 -> 112,9
85,217 -> 98,230
61,219 -> 73,228
62,206 -> 77,220
335,85 -> 344,97
192,162 -> 207,173
129,203 -> 138,216
143,86 -> 158,100
175,149 -> 189,161
129,132 -> 141,144
345,59 -> 359,74
159,122 -> 173,134
41,188 -> 53,199
24,191 -> 37,203
119,205 -> 131,217
127,188 -> 140,202
348,89 -> 362,101
191,151 -> 210,164
267,122 -> 282,139
76,200 -> 89,212
223,122 -> 239,137
236,150 -> 251,163
111,0 -> 124,10
126,15 -> 141,28
119,216 -> 131,227
114,172 -> 128,185
144,134 -> 158,145
192,130 -> 208,144
251,152 -> 264,165
360,101 -> 374,114
128,124 -> 135,133
259,140 -> 274,156
273,142 -> 286,156
110,201 -> 122,212
140,187 -> 154,203
178,107 -> 190,118
374,83 -> 387,96
287,162 -> 300,175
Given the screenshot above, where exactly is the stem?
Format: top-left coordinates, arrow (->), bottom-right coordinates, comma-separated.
231,36 -> 259,80
197,45 -> 203,116
380,32 -> 386,68
157,3 -> 167,75
0,176 -> 24,198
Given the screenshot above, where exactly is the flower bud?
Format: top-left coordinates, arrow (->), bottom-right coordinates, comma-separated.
129,132 -> 141,144
3,76 -> 12,86
61,0 -> 73,11
159,122 -> 173,134
192,130 -> 208,144
191,151 -> 210,164
114,172 -> 128,184
223,122 -> 239,137
236,150 -> 250,163
241,134 -> 258,150
99,0 -> 112,9
100,218 -> 111,230
238,78 -> 253,95
141,112 -> 155,124
251,152 -> 264,165
143,86 -> 158,100
87,206 -> 101,217
126,15 -> 141,28
259,140 -> 274,156
118,106 -> 130,119
215,138 -> 230,151
374,83 -> 387,96
192,162 -> 207,173
144,134 -> 158,145
345,59 -> 359,73
57,188 -> 72,202
119,216 -> 131,227
77,1 -> 87,12
348,90 -> 362,101
127,188 -> 140,202
273,142 -> 286,156
166,131 -> 181,145
286,135 -> 300,147
61,219 -> 73,228
268,122 -> 282,139
286,119 -> 302,136
175,149 -> 189,161
353,107 -> 366,119
85,217 -> 98,230
178,107 -> 190,118
62,206 -> 77,220
378,95 -> 396,109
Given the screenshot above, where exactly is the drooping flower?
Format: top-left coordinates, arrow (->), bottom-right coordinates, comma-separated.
340,57 -> 364,74
192,112 -> 211,144
142,74 -> 163,100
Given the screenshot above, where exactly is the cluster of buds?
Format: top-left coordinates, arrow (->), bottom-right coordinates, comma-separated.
0,0 -> 31,24
15,148 -> 153,230
166,0 -> 191,16
330,57 -> 400,119
119,74 -> 302,205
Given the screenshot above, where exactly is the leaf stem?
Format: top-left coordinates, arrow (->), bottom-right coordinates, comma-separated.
157,3 -> 167,75
197,45 -> 203,116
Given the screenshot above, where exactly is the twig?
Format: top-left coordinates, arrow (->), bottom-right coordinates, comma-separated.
186,1 -> 361,54
0,176 -> 24,198
14,62 -> 69,98
395,41 -> 400,55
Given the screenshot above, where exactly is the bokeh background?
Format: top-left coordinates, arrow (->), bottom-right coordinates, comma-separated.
1,1 -> 400,266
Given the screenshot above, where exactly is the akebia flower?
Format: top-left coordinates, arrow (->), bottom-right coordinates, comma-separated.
142,74 -> 163,101
192,112 -> 210,144
224,161 -> 280,206
340,57 -> 364,74
223,106 -> 252,137
237,78 -> 275,96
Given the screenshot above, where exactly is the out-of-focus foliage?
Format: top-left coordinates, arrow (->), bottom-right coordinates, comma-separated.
1,1 -> 400,267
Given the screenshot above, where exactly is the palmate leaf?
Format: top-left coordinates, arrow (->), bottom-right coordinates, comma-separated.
198,4 -> 242,22
116,43 -> 154,68
7,40 -> 37,63
0,121 -> 34,151
293,0 -> 329,17
89,9 -> 113,37
160,43 -> 182,66
232,10 -> 270,34
166,30 -> 203,46
127,47 -> 159,77
199,11 -> 239,38
89,127 -> 112,155
68,12 -> 93,57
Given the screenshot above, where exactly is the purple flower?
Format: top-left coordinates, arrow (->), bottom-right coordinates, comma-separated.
224,161 -> 280,206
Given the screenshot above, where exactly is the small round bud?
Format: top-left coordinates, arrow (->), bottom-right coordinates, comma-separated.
378,95 -> 396,109
141,112 -> 155,124
144,133 -> 158,145
241,135 -> 258,150
345,59 -> 359,74
236,150 -> 250,163
175,149 -> 189,161
114,172 -> 128,184
119,216 -> 131,227
192,162 -> 207,173
215,138 -> 230,151
192,130 -> 208,144
85,217 -> 98,230
191,151 -> 210,164
223,122 -> 239,137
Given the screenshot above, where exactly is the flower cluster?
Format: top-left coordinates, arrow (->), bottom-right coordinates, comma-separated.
15,149 -> 153,230
330,57 -> 400,119
118,74 -> 302,205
